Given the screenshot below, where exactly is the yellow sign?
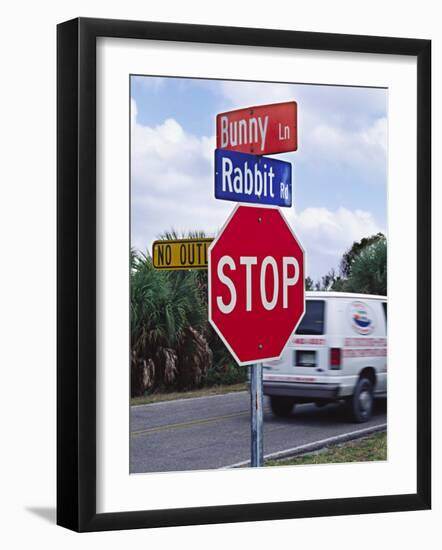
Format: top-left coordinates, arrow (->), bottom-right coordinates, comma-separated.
152,238 -> 213,270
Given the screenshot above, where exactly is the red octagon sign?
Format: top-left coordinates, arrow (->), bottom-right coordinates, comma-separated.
208,205 -> 305,366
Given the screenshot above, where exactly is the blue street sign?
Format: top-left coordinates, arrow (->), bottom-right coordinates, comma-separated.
214,149 -> 292,207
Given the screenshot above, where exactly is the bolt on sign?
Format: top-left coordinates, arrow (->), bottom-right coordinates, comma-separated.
152,238 -> 213,270
208,205 -> 305,365
216,101 -> 297,156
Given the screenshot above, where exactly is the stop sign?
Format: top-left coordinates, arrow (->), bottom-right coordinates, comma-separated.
208,204 -> 305,365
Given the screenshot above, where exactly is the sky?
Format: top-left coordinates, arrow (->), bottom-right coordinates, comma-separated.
130,76 -> 387,281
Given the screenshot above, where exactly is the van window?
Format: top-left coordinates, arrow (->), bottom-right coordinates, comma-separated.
295,300 -> 325,335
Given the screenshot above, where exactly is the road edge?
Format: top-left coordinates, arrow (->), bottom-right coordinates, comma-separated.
131,389 -> 248,408
221,423 -> 387,468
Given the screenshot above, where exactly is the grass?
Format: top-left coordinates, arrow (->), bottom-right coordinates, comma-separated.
131,382 -> 247,406
266,431 -> 387,467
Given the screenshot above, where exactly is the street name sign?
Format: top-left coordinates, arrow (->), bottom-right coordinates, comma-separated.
214,149 -> 292,207
216,101 -> 297,156
208,205 -> 305,365
152,238 -> 213,270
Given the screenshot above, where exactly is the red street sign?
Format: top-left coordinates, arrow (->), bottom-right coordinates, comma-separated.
208,205 -> 305,365
216,101 -> 297,156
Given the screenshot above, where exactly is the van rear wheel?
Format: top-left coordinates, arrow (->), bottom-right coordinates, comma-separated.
349,377 -> 374,423
270,396 -> 295,417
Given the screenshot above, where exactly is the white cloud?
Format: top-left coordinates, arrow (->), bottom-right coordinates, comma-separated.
131,99 -> 230,251
131,98 -> 214,198
131,97 -> 385,281
215,80 -> 296,107
132,75 -> 166,92
285,206 -> 384,279
207,81 -> 387,184
292,115 -> 387,184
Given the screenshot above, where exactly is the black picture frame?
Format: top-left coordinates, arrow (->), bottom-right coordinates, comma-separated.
57,17 -> 431,532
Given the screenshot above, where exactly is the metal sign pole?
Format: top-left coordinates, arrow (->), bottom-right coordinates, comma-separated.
250,363 -> 264,467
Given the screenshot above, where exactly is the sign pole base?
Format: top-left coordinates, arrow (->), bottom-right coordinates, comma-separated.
250,363 -> 264,467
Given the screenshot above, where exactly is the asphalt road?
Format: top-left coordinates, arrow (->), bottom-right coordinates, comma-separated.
130,391 -> 386,473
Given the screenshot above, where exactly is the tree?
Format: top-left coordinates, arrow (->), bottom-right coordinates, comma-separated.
305,276 -> 314,290
310,232 -> 389,295
130,251 -> 212,396
307,269 -> 342,291
321,268 -> 340,291
340,233 -> 385,278
307,233 -> 387,295
342,238 -> 387,295
157,229 -> 246,387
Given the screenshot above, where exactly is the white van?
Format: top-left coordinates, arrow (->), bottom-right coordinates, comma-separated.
263,292 -> 387,422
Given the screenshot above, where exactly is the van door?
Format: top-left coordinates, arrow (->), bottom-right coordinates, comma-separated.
342,299 -> 387,395
290,299 -> 328,378
377,301 -> 388,393
264,299 -> 328,382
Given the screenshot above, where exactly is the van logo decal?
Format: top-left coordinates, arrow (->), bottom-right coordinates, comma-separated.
348,301 -> 375,335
